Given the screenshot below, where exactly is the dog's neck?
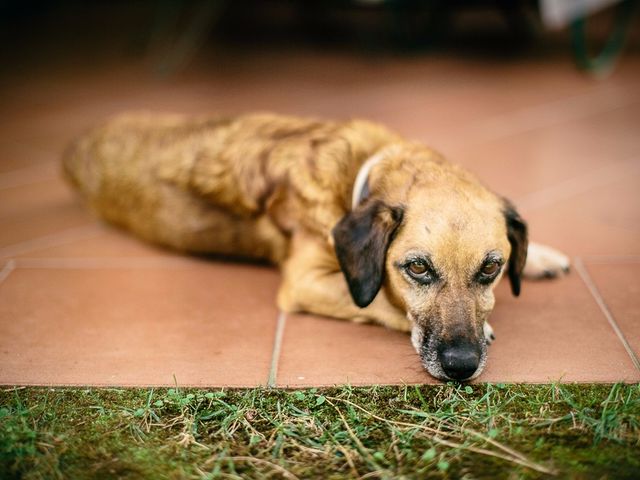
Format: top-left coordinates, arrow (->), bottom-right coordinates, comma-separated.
351,145 -> 400,210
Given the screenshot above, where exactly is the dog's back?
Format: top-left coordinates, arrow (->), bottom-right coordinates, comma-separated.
63,112 -> 400,261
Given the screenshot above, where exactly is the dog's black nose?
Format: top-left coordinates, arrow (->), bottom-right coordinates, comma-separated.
439,344 -> 480,381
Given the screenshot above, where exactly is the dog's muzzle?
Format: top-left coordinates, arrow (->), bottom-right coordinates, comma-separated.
437,342 -> 481,381
412,324 -> 486,382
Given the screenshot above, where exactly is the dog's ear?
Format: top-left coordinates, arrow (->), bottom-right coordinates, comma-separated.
504,201 -> 528,297
332,200 -> 404,308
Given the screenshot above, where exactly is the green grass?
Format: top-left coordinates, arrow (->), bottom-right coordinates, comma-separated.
1,384 -> 639,479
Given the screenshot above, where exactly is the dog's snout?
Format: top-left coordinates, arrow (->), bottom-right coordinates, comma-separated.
438,343 -> 480,381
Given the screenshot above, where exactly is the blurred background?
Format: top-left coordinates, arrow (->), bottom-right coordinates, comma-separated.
1,0 -> 639,254
2,0 -> 639,73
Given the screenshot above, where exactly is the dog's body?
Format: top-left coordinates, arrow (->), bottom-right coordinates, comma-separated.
63,112 -> 569,381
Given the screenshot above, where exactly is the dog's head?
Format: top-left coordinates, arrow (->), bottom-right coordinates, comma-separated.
332,145 -> 527,381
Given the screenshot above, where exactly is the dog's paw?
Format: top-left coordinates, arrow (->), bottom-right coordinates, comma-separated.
484,322 -> 495,345
523,242 -> 570,280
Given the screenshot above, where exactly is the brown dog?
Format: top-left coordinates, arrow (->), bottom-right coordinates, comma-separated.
63,112 -> 570,381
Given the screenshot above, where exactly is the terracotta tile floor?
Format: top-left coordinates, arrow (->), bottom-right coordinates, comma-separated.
1,50 -> 639,387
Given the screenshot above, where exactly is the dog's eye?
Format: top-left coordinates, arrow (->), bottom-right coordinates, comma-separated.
405,260 -> 438,284
401,257 -> 438,284
408,261 -> 428,276
481,262 -> 500,276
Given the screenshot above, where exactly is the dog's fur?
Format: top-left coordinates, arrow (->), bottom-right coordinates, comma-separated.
63,112 -> 569,381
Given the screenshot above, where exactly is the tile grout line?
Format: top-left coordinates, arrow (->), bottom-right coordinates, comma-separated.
0,161 -> 59,190
267,311 -> 287,387
1,139 -> 63,158
15,257 -> 202,269
439,86 -> 640,150
574,257 -> 640,372
581,255 -> 640,264
0,259 -> 16,284
0,224 -> 103,259
469,88 -> 639,146
516,156 -> 640,214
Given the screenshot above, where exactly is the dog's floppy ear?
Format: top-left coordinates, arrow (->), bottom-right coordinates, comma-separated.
332,200 -> 404,308
504,201 -> 528,297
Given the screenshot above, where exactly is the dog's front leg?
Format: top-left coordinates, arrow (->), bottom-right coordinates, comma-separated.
277,234 -> 411,332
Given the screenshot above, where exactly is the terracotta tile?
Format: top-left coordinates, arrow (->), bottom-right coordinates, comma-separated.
2,49 -> 640,387
0,263 -> 280,386
0,143 -> 57,174
584,262 -> 640,361
0,54 -> 624,157
0,178 -> 93,249
523,169 -> 640,257
453,102 -> 640,200
276,314 -> 433,387
12,226 -> 176,259
2,54 -> 636,162
0,162 -> 59,190
0,73 -> 157,153
277,272 -> 639,386
476,274 -> 640,383
376,79 -> 631,150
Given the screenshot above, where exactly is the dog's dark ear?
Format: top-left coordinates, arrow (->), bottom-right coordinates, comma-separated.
504,201 -> 528,297
332,200 -> 404,308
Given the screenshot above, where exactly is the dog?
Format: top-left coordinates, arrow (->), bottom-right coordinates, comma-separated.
62,112 -> 570,381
